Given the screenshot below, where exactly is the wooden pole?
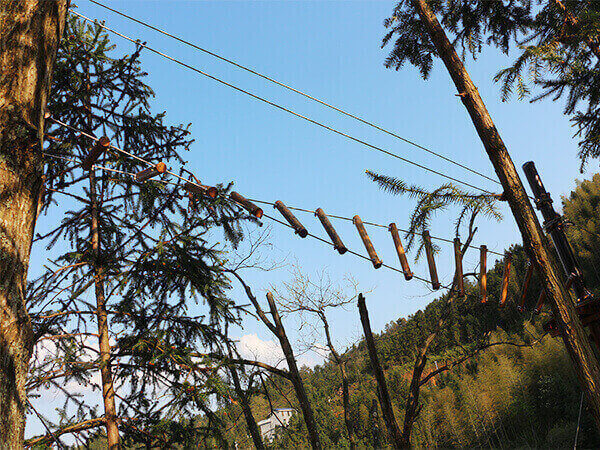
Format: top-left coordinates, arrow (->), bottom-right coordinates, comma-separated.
353,215 -> 382,269
411,0 -> 600,428
230,191 -> 263,218
518,262 -> 534,312
480,245 -> 488,303
274,200 -> 308,237
423,231 -> 440,290
499,253 -> 512,308
315,208 -> 347,254
389,223 -> 413,280
453,238 -> 464,297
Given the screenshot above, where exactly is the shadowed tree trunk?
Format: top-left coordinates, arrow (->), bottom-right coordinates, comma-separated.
0,1 -> 67,445
410,0 -> 600,431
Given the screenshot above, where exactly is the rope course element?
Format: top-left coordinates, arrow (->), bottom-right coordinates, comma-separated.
87,0 -> 501,187
69,10 -> 500,196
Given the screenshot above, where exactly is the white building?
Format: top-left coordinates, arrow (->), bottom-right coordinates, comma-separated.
257,408 -> 296,442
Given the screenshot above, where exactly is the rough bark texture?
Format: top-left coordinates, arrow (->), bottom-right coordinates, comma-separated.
0,1 -> 67,446
411,0 -> 600,430
266,292 -> 322,450
89,170 -> 120,448
357,293 -> 406,448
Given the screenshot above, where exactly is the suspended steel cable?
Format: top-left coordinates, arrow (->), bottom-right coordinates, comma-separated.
86,0 -> 501,187
70,11 -> 499,196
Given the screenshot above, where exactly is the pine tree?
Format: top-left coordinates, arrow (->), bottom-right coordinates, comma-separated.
26,16 -> 248,446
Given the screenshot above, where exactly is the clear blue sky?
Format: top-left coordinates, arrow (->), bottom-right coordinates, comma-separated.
27,0 -> 596,439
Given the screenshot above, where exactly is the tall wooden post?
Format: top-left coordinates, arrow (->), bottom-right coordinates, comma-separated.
411,0 -> 600,429
0,1 -> 68,445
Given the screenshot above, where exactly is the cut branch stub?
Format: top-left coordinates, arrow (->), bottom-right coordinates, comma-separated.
315,208 -> 347,254
184,182 -> 218,199
134,162 -> 167,182
423,230 -> 440,290
82,136 -> 110,170
230,191 -> 263,218
499,252 -> 512,308
353,215 -> 382,269
480,245 -> 488,303
454,238 -> 464,296
274,201 -> 308,238
534,289 -> 546,314
389,223 -> 412,280
518,262 -> 534,312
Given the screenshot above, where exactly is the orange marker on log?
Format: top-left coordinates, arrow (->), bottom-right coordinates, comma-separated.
480,245 -> 488,303
454,238 -> 464,296
423,231 -> 440,290
315,208 -> 347,254
82,136 -> 110,170
230,192 -> 263,218
184,182 -> 218,199
135,162 -> 167,182
389,223 -> 412,280
499,252 -> 512,308
274,201 -> 308,238
518,262 -> 534,312
353,215 -> 382,269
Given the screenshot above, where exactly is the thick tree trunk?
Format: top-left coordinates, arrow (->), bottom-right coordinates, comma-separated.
89,170 -> 120,448
411,0 -> 600,430
0,1 -> 67,446
357,293 -> 406,448
265,292 -> 321,450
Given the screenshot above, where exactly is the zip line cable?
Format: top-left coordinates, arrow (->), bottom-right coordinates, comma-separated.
44,118 -> 504,257
70,11 -> 499,196
86,0 -> 501,188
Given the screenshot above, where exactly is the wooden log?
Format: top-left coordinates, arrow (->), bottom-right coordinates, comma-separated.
389,223 -> 412,280
274,201 -> 308,238
315,208 -> 347,254
353,215 -> 382,269
534,289 -> 546,314
454,238 -> 464,296
423,231 -> 440,290
480,245 -> 488,303
82,136 -> 110,170
518,262 -> 534,312
184,182 -> 218,199
499,252 -> 512,308
230,191 -> 263,218
134,162 -> 167,182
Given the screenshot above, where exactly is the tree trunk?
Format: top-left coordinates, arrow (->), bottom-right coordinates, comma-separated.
357,293 -> 406,448
266,292 -> 321,449
411,0 -> 600,430
89,168 -> 120,448
0,1 -> 67,446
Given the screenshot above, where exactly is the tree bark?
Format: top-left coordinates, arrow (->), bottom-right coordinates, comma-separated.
411,0 -> 600,430
357,293 -> 406,448
266,292 -> 322,450
0,1 -> 67,446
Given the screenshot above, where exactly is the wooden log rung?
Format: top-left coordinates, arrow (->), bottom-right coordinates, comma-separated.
184,182 -> 218,199
274,201 -> 308,238
135,162 -> 167,182
423,231 -> 440,290
353,215 -> 382,269
82,136 -> 110,171
388,223 -> 412,280
518,262 -> 534,312
315,208 -> 347,254
499,252 -> 512,308
480,245 -> 487,303
454,238 -> 464,296
230,191 -> 263,219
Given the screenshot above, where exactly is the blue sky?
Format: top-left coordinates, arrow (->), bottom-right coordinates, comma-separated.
27,0 -> 597,440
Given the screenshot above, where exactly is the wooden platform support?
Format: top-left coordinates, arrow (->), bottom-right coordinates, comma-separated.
134,162 -> 167,182
534,289 -> 546,314
480,245 -> 487,303
184,182 -> 218,199
82,136 -> 110,170
353,215 -> 382,269
499,252 -> 512,308
454,238 -> 464,296
423,231 -> 440,290
315,208 -> 347,254
388,223 -> 412,280
274,201 -> 308,238
518,262 -> 534,312
230,192 -> 263,219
